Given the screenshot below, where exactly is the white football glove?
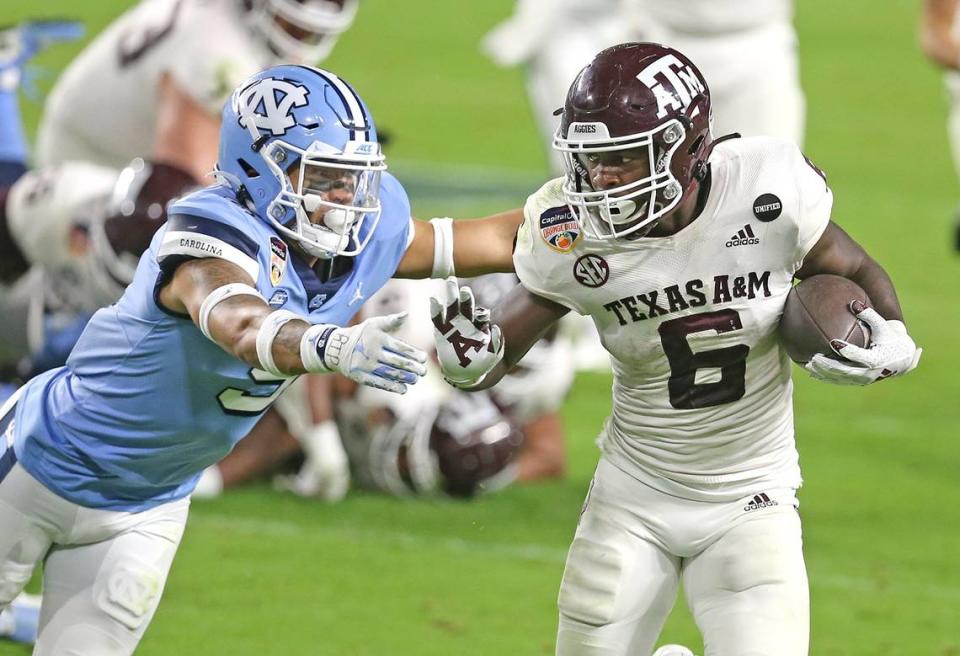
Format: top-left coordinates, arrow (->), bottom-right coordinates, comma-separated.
430,278 -> 504,388
275,421 -> 350,502
315,313 -> 428,394
804,303 -> 921,386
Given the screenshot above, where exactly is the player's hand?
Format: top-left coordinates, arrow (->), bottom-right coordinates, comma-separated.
321,313 -> 428,394
275,421 -> 350,502
804,302 -> 921,385
430,278 -> 504,388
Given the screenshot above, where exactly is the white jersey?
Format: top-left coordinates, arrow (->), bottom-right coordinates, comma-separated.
629,0 -> 793,36
513,136 -> 832,501
36,0 -> 273,168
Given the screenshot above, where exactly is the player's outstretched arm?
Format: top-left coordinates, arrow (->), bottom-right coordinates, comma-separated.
152,73 -> 221,182
795,221 -> 921,384
159,257 -> 428,393
395,209 -> 524,279
431,279 -> 568,390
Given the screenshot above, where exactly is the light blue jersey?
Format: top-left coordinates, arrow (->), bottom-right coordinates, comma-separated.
12,173 -> 412,511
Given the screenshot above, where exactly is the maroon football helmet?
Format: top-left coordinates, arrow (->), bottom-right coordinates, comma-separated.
553,42 -> 713,239
91,158 -> 195,289
345,388 -> 524,498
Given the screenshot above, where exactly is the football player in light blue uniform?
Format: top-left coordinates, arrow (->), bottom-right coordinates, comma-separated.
0,64 -> 523,655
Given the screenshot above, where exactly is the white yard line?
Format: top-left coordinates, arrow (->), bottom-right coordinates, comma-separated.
192,512 -> 960,601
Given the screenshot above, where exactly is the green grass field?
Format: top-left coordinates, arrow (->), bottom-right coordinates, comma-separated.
3,0 -> 959,654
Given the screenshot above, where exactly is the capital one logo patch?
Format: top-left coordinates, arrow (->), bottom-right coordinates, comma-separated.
636,54 -> 705,119
236,78 -> 310,137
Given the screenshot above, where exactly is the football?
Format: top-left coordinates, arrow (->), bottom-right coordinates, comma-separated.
779,274 -> 872,364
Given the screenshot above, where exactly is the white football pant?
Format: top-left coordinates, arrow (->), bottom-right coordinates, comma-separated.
556,458 -> 808,656
0,459 -> 188,655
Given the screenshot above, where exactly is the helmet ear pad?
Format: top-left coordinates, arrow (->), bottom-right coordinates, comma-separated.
671,94 -> 713,191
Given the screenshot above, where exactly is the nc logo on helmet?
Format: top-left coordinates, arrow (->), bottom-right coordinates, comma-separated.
636,54 -> 705,120
235,77 -> 310,138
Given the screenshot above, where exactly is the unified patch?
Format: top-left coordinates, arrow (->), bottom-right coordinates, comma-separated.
752,193 -> 782,222
539,206 -> 581,252
270,236 -> 288,286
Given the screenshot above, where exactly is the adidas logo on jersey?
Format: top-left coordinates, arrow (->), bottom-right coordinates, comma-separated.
725,224 -> 759,248
743,493 -> 778,512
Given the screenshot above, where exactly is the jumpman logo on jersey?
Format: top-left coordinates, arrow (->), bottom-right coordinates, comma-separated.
349,282 -> 365,306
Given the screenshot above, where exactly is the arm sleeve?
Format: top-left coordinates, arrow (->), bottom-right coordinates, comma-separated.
157,213 -> 262,283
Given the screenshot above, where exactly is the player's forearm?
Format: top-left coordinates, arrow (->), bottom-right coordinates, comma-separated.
153,73 -> 220,181
459,359 -> 510,391
207,298 -> 313,375
397,211 -> 521,279
920,23 -> 960,69
846,256 -> 904,323
517,413 -> 567,482
451,209 -> 523,276
920,0 -> 960,69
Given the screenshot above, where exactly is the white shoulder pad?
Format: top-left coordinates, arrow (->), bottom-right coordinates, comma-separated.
791,148 -> 833,263
513,177 -> 584,314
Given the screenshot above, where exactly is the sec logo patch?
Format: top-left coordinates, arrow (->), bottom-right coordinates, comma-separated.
539,206 -> 581,252
573,254 -> 609,288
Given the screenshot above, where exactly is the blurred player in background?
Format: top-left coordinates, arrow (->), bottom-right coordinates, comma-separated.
0,19 -> 85,646
624,0 -> 804,144
920,0 -> 960,250
483,0 -> 632,174
194,275 -> 573,501
0,61 -> 526,654
432,43 -> 921,655
36,0 -> 359,177
484,0 -> 804,174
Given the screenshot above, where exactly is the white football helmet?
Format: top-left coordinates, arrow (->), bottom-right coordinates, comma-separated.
246,0 -> 359,63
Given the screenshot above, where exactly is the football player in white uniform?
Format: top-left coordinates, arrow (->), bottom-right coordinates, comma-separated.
36,0 -> 358,177
920,0 -> 960,249
432,43 -> 921,655
485,1 -> 804,373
